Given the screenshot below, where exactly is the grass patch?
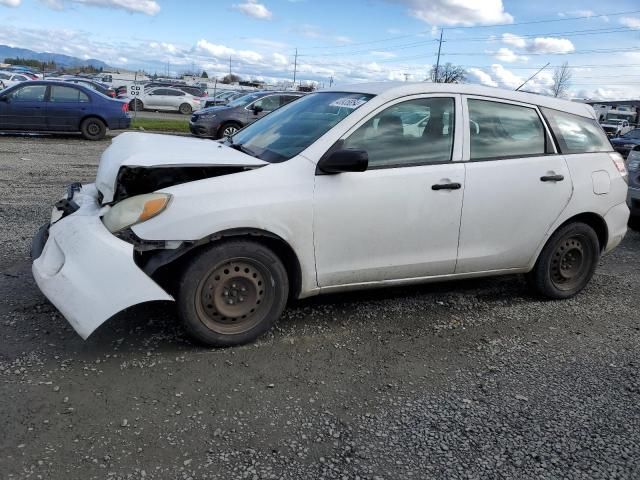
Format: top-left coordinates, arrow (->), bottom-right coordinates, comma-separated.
129,117 -> 190,133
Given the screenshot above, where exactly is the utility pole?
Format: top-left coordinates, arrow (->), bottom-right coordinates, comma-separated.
434,28 -> 444,83
329,75 -> 333,87
403,73 -> 410,82
292,48 -> 298,88
229,56 -> 232,77
515,62 -> 550,91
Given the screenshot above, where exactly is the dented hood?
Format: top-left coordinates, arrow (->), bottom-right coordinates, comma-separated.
96,132 -> 267,203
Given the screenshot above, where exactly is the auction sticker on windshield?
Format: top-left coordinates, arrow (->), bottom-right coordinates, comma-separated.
329,97 -> 368,109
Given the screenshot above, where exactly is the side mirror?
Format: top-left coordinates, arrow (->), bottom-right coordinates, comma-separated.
252,105 -> 263,115
317,149 -> 368,174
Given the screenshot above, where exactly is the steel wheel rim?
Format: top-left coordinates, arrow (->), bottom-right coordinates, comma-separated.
87,123 -> 100,135
223,126 -> 238,136
550,235 -> 589,291
195,258 -> 273,335
180,104 -> 191,114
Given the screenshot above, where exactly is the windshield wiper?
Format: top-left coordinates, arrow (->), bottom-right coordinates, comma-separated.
227,140 -> 256,158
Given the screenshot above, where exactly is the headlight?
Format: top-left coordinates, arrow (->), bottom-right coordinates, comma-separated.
103,193 -> 171,233
199,113 -> 216,119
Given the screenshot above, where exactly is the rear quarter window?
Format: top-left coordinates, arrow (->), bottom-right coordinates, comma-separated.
542,107 -> 612,154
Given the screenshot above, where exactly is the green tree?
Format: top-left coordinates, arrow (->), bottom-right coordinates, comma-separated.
201,70 -> 209,79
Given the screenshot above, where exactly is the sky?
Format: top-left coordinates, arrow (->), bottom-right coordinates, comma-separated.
0,0 -> 640,99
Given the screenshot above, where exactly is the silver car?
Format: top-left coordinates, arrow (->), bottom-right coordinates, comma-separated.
128,87 -> 201,115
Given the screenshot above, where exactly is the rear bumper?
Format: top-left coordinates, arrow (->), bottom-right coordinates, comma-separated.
603,202 -> 630,253
32,184 -> 173,339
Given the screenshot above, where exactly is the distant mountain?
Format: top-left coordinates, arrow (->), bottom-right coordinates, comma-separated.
0,45 -> 109,69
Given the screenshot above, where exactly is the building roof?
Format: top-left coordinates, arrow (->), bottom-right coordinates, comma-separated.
325,82 -> 596,118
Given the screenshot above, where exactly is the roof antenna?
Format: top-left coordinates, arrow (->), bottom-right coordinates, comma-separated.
515,62 -> 550,91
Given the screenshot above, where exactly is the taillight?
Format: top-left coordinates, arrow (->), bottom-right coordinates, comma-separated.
609,152 -> 628,184
122,102 -> 129,113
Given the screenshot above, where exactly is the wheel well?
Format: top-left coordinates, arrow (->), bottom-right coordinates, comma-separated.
558,212 -> 608,251
145,229 -> 303,300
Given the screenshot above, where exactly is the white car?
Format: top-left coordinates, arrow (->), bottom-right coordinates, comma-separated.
0,71 -> 31,89
600,119 -> 633,138
32,83 -> 630,347
128,86 -> 201,115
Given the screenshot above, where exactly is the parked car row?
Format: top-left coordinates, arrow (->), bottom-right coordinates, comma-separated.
0,80 -> 130,140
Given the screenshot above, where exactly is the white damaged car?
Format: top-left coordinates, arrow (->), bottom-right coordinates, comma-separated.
32,83 -> 630,347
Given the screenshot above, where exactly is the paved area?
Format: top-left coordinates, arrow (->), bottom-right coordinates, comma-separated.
1,136 -> 639,479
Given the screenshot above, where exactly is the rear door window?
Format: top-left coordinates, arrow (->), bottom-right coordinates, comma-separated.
50,86 -> 89,103
541,108 -> 612,154
468,99 -> 546,160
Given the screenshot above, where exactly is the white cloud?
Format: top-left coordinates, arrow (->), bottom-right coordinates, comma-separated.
0,0 -> 21,6
495,47 -> 528,63
620,17 -> 640,29
40,0 -> 160,15
370,51 -> 397,59
272,52 -> 288,66
501,33 -> 526,48
233,0 -> 272,20
527,37 -> 575,54
196,39 -> 263,63
388,0 -> 513,26
490,64 -> 523,89
468,68 -> 498,87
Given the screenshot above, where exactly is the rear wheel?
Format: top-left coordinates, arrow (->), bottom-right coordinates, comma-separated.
526,222 -> 600,299
129,99 -> 143,111
80,117 -> 107,141
217,122 -> 241,139
177,240 -> 289,347
179,103 -> 192,115
629,215 -> 640,232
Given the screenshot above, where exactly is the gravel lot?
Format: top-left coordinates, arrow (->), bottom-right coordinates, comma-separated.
1,136 -> 639,480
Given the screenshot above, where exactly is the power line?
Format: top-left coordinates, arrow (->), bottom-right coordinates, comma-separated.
297,9 -> 640,51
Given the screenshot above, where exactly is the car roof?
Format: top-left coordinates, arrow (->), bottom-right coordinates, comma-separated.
322,82 -> 596,119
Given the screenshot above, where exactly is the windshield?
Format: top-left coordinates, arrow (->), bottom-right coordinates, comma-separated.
226,92 -> 265,108
230,91 -> 374,163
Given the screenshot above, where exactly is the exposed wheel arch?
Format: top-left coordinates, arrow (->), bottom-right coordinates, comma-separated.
138,228 -> 303,301
556,212 -> 608,253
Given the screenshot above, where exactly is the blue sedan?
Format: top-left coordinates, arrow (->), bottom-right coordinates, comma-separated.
610,128 -> 640,159
0,80 -> 130,140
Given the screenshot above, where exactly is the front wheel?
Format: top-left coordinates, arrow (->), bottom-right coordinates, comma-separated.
177,240 -> 289,347
526,222 -> 600,299
80,117 -> 107,141
216,122 -> 241,139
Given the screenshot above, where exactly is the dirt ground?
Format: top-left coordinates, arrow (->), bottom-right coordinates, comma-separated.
1,136 -> 639,480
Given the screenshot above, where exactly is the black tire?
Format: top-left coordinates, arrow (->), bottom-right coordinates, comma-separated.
216,122 -> 242,139
177,240 -> 289,347
526,222 -> 600,299
629,215 -> 640,232
80,117 -> 107,141
129,99 -> 143,111
179,103 -> 192,115
31,223 -> 49,260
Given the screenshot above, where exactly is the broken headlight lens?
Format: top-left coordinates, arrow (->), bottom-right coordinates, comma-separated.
102,193 -> 171,233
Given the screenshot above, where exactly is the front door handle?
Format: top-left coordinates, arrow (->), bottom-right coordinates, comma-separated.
540,175 -> 564,182
431,182 -> 461,191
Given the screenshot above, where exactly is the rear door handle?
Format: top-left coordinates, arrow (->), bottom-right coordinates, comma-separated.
431,182 -> 461,191
540,175 -> 564,182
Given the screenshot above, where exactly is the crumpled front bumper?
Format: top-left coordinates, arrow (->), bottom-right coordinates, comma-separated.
32,184 -> 174,339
